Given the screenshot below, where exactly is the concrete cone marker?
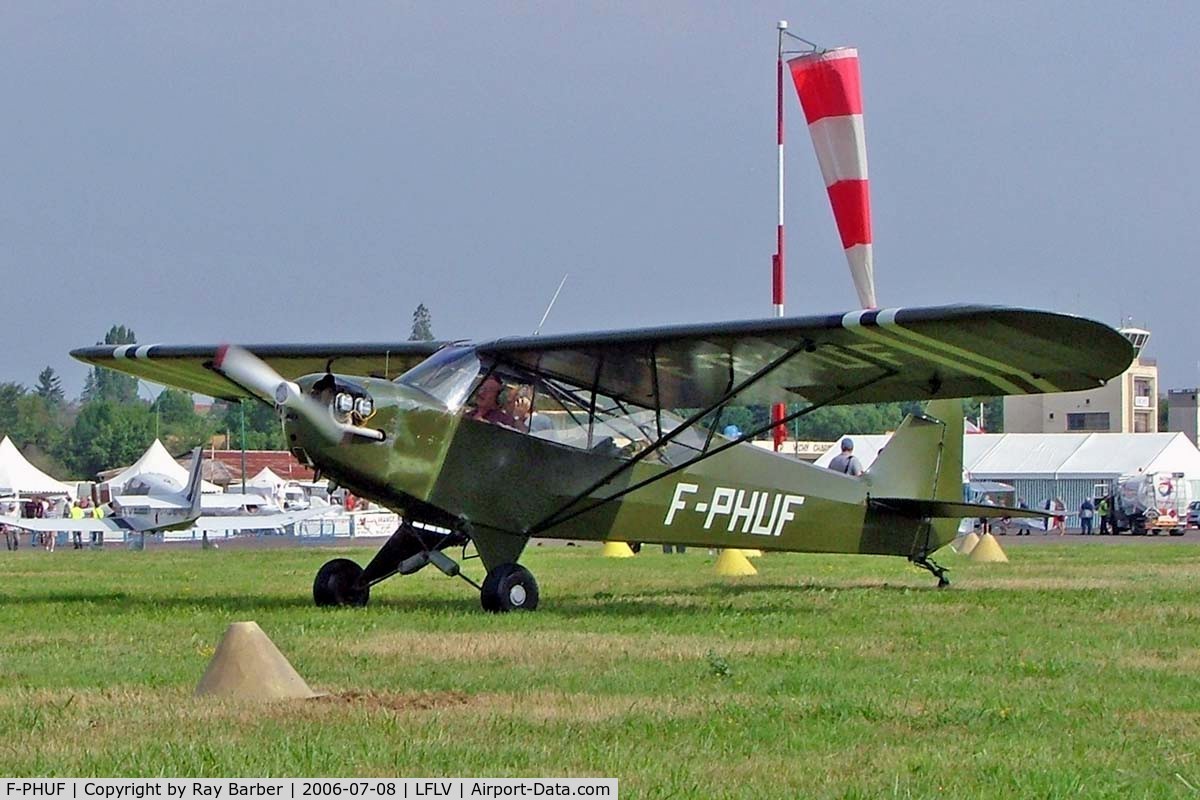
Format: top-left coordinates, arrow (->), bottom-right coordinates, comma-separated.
956,531 -> 980,555
601,541 -> 635,558
969,532 -> 1009,563
196,621 -> 318,701
715,549 -> 758,576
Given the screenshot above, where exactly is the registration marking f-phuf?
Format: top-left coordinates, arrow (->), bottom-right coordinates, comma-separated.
664,482 -> 805,537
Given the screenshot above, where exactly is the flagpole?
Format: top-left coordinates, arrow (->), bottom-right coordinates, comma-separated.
772,20 -> 788,451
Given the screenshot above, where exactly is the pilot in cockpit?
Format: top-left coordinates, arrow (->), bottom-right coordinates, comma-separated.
466,374 -> 534,433
502,385 -> 533,433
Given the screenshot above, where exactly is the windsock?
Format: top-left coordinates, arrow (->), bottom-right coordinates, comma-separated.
788,48 -> 876,309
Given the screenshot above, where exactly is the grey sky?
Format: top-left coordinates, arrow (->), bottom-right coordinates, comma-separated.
2,2 -> 1197,397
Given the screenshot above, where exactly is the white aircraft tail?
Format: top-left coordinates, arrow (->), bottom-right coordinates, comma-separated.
183,448 -> 205,522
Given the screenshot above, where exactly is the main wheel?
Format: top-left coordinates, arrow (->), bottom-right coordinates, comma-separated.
313,558 -> 370,607
480,563 -> 539,613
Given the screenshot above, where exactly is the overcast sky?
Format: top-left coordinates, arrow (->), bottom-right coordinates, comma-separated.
2,2 -> 1197,397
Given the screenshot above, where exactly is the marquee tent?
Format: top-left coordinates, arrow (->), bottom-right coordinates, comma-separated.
246,467 -> 285,490
0,436 -> 72,496
101,440 -> 221,495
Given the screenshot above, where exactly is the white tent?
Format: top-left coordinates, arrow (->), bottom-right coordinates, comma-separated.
0,436 -> 72,496
101,440 -> 221,495
246,467 -> 286,490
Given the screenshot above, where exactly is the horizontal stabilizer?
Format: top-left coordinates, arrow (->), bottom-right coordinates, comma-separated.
871,498 -> 1053,520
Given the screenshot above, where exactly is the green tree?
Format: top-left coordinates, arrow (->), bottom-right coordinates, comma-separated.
409,303 -> 434,341
84,325 -> 139,404
152,389 -> 215,452
216,400 -> 285,450
12,394 -> 63,452
152,389 -> 198,425
0,382 -> 25,436
962,397 -> 1003,433
61,400 -> 155,478
35,367 -> 64,406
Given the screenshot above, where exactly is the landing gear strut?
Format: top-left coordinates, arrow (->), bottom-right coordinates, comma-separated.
911,553 -> 950,589
312,520 -> 468,608
311,521 -> 539,612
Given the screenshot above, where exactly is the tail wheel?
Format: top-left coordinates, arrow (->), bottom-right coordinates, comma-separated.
480,563 -> 539,613
314,558 -> 370,607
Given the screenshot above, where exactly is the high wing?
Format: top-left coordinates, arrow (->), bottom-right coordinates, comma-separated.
476,305 -> 1134,408
70,342 -> 446,400
70,306 -> 1133,410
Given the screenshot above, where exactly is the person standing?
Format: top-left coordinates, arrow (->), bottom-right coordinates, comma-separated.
91,502 -> 105,548
1079,497 -> 1095,535
1097,495 -> 1110,535
1052,497 -> 1067,536
70,500 -> 84,549
827,438 -> 864,477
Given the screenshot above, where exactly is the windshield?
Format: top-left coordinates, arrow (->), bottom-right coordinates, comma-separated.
395,346 -> 481,411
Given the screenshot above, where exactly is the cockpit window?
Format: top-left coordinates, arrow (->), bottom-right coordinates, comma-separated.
395,346 -> 481,411
464,372 -> 534,433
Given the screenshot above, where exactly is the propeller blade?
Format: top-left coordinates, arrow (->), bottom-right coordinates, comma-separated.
213,345 -> 382,444
213,345 -> 288,403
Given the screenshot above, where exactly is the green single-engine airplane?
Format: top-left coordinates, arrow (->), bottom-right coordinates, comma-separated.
73,306 -> 1133,612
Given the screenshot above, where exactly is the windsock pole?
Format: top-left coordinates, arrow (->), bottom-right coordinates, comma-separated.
771,20 -> 788,452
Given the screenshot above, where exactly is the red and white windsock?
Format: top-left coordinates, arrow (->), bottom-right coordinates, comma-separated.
788,48 -> 876,309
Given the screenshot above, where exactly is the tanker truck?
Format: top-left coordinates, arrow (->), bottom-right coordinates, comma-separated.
1114,471 -> 1191,536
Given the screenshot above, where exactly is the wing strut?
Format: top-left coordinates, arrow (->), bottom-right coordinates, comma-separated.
528,356 -> 898,535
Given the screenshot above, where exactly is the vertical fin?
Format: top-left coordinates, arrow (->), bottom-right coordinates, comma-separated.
183,447 -> 205,523
865,399 -> 962,501
864,399 -> 963,550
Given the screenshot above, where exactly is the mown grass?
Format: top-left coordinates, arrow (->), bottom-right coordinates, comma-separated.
1,541 -> 1199,798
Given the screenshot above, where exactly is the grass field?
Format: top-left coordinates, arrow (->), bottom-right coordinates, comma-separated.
1,541 -> 1199,797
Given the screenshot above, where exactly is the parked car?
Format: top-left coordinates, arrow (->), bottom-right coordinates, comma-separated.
1187,500 -> 1200,529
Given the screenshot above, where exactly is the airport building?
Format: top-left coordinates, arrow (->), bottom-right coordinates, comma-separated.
1003,327 -> 1158,434
1168,388 -> 1199,447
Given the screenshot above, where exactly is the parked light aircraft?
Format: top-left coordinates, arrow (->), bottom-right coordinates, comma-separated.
72,306 -> 1133,611
0,448 -> 323,536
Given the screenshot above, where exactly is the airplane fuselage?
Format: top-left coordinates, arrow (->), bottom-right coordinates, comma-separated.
284,374 -> 947,560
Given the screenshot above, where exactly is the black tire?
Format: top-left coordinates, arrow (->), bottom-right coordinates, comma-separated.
480,563 -> 539,613
1169,529 -> 1186,537
313,558 -> 370,607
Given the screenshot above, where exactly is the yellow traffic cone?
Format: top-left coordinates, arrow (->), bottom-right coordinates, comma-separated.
196,621 -> 319,701
601,541 -> 636,558
956,531 -> 980,555
714,548 -> 758,576
968,532 -> 1009,563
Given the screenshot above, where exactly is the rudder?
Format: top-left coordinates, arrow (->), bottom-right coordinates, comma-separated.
865,399 -> 963,550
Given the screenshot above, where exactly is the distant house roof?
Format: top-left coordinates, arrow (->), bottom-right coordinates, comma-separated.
195,451 -> 316,484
